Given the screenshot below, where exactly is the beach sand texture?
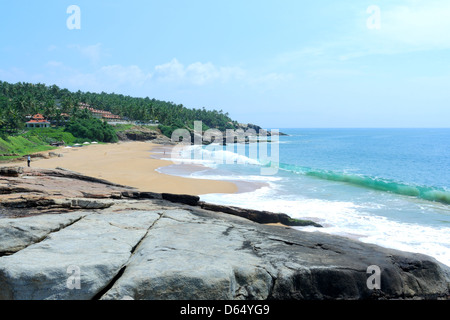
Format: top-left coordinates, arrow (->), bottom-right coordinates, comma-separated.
27,141 -> 238,196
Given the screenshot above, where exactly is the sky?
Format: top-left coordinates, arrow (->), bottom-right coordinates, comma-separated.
0,0 -> 449,128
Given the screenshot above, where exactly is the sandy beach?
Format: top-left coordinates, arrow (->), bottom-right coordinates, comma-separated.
24,141 -> 239,196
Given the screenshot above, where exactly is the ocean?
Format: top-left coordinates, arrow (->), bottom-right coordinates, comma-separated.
156,128 -> 450,267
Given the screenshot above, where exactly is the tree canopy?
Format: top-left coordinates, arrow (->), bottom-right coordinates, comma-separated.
0,80 -> 239,138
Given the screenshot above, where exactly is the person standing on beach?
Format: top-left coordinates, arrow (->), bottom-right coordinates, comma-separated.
27,155 -> 31,167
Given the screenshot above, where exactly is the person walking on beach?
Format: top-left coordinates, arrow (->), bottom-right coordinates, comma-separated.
27,155 -> 31,167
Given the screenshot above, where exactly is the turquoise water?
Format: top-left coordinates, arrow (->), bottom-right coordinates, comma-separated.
158,128 -> 450,266
279,129 -> 450,202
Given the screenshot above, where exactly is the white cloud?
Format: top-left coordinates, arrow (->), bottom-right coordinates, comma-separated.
154,58 -> 289,86
185,62 -> 221,85
99,65 -> 152,86
154,58 -> 186,82
5,56 -> 291,97
154,58 -> 246,85
64,72 -> 99,90
37,62 -> 152,93
68,43 -> 104,65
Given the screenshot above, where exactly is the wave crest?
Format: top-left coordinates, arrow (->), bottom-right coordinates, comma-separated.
278,163 -> 450,205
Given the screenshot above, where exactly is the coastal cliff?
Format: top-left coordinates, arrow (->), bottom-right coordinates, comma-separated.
0,166 -> 449,300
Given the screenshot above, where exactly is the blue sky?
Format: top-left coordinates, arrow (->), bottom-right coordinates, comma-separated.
1,0 -> 449,128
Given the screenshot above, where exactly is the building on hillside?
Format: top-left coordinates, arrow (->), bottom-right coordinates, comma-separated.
25,114 -> 50,128
78,103 -> 122,121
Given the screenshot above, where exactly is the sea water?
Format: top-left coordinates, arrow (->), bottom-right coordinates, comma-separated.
157,129 -> 450,266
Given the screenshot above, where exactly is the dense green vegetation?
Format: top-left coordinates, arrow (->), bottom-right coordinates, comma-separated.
64,109 -> 118,143
112,123 -> 135,132
23,127 -> 77,145
0,80 -> 238,137
0,79 -> 241,159
0,135 -> 56,158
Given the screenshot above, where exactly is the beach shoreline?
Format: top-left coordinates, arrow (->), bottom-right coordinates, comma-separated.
17,141 -> 241,196
151,144 -> 269,195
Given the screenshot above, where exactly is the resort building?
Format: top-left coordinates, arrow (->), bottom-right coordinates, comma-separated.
78,103 -> 122,121
25,114 -> 51,128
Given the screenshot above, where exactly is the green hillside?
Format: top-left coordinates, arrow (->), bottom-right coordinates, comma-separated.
0,135 -> 56,160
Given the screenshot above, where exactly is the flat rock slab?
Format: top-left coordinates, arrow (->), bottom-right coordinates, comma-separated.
0,212 -> 88,255
0,204 -> 449,300
0,210 -> 161,300
101,208 -> 450,300
101,209 -> 274,300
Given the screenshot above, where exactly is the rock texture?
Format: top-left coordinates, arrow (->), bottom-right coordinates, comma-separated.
116,126 -> 173,144
0,166 -> 449,300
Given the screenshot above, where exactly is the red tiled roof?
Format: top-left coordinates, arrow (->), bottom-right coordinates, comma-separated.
26,114 -> 50,123
79,104 -> 121,119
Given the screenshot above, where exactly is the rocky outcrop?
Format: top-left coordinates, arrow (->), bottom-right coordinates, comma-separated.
0,166 -> 23,177
116,126 -> 173,144
199,202 -> 323,227
0,211 -> 88,255
0,166 -> 449,300
116,191 -> 320,227
0,210 -> 161,300
117,130 -> 158,141
236,123 -> 288,137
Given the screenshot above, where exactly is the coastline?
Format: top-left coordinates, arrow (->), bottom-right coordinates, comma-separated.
19,141 -> 239,196
150,144 -> 269,195
1,166 -> 448,300
1,142 -> 449,300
